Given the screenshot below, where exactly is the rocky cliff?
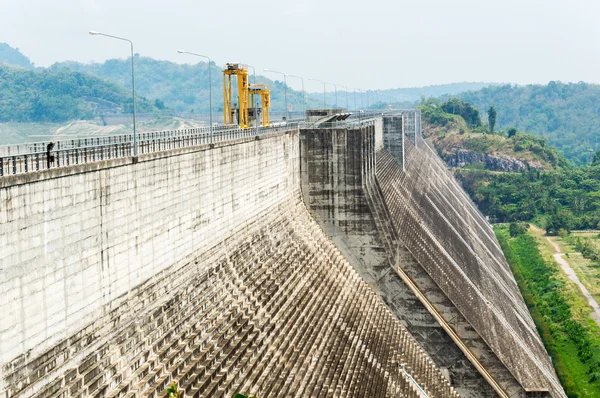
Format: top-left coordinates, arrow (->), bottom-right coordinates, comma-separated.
445,149 -> 543,172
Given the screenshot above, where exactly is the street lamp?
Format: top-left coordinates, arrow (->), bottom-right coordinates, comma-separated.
177,50 -> 214,144
342,85 -> 349,111
332,83 -> 339,109
90,30 -> 138,156
309,77 -> 327,109
264,68 -> 288,121
286,74 -> 306,117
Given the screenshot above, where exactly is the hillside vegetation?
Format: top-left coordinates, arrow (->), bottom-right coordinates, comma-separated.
52,56 -> 313,113
454,82 -> 600,165
0,63 -> 157,123
421,100 -> 567,171
497,226 -> 600,397
1,43 -> 498,116
0,42 -> 34,69
423,100 -> 600,232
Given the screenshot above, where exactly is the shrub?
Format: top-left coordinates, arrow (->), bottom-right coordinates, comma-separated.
509,222 -> 529,237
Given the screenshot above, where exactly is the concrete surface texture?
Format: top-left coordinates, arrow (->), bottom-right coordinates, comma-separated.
0,113 -> 567,397
299,125 -> 499,397
375,122 -> 565,397
1,128 -> 458,397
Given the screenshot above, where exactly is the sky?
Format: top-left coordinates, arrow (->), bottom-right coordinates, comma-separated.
1,0 -> 600,91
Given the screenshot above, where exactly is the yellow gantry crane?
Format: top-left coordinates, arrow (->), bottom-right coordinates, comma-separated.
223,63 -> 270,128
249,84 -> 270,127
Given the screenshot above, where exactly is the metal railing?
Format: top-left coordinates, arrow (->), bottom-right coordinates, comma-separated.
300,114 -> 378,129
0,123 -> 298,177
99,111 -> 307,126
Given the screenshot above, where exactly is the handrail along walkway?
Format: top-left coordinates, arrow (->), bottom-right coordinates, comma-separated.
0,123 -> 297,176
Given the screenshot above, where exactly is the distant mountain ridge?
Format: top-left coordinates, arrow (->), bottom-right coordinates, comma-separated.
10,40 -> 598,165
0,43 -> 498,114
384,82 -> 499,102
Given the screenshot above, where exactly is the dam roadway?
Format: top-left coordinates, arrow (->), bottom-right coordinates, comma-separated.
0,112 -> 565,397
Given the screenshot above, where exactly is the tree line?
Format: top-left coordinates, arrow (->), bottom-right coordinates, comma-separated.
0,63 -> 157,123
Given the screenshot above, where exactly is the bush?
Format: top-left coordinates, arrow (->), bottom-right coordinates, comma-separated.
546,210 -> 575,235
509,222 -> 529,237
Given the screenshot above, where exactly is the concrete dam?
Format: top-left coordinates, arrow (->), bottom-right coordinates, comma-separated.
0,112 -> 565,397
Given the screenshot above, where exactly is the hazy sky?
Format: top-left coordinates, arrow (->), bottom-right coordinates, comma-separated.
1,0 -> 599,91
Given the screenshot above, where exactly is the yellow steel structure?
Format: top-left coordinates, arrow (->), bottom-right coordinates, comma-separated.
249,84 -> 270,127
223,63 -> 249,128
223,63 -> 270,128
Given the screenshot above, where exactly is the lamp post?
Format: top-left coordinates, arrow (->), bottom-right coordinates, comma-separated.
286,74 -> 306,117
351,88 -> 357,111
90,31 -> 138,156
177,50 -> 214,144
332,83 -> 339,109
309,77 -> 326,109
342,85 -> 349,111
359,89 -> 364,109
264,69 -> 288,121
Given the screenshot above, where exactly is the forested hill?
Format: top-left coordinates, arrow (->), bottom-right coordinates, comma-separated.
0,42 -> 34,69
53,58 -> 495,113
51,57 -> 311,114
422,98 -> 600,233
1,43 -> 497,118
454,82 -> 600,165
421,99 -> 568,172
0,64 -> 157,122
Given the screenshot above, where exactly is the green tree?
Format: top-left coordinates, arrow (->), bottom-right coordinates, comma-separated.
546,209 -> 575,235
592,149 -> 600,166
507,127 -> 517,138
509,222 -> 528,237
440,98 -> 482,127
488,105 -> 497,134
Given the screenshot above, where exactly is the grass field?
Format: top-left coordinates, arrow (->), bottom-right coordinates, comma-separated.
496,225 -> 600,397
563,231 -> 600,305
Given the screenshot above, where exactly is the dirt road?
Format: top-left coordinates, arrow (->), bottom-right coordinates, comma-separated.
531,225 -> 600,327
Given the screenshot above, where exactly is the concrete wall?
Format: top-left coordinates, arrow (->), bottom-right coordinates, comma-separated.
0,113 -> 564,397
300,125 -> 500,397
0,132 -> 299,395
376,124 -> 565,397
382,115 -> 404,169
1,126 -> 463,398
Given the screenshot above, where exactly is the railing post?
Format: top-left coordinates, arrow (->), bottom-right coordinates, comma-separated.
12,156 -> 16,174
